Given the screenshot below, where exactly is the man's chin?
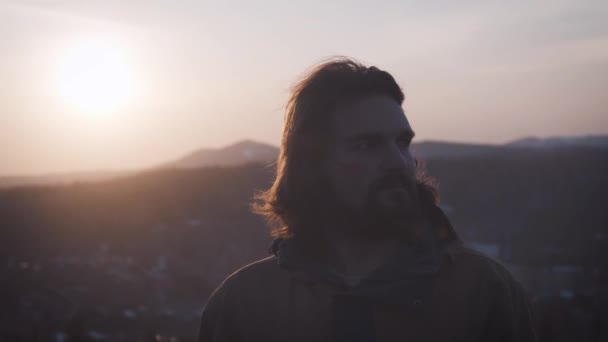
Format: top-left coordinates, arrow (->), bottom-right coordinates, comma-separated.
380,187 -> 411,199
327,205 -> 420,241
372,197 -> 422,223
350,215 -> 413,241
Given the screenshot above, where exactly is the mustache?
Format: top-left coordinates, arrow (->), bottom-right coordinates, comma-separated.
371,173 -> 410,191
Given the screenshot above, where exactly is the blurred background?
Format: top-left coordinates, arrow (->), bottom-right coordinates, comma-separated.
1,1 -> 607,341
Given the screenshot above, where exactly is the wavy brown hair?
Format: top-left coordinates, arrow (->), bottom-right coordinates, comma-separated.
252,57 -> 444,247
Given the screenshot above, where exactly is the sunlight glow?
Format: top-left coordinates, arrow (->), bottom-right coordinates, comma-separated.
56,39 -> 135,116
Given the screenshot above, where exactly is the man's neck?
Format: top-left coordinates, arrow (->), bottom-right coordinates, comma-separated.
322,229 -> 402,280
317,217 -> 432,283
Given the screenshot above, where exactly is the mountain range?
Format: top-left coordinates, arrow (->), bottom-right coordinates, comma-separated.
1,134 -> 606,188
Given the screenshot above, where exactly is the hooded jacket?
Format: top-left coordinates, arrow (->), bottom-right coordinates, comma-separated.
198,211 -> 537,342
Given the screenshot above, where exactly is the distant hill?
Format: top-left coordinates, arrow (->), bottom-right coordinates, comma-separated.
0,140 -> 278,189
507,134 -> 608,149
413,134 -> 608,159
412,141 -> 503,160
2,134 -> 607,188
0,170 -> 133,189
163,140 -> 279,169
1,145 -> 605,274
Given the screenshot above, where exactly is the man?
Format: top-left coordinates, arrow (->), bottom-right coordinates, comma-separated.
198,58 -> 537,341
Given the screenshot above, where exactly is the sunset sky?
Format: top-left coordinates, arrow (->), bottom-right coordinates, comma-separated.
1,0 -> 607,175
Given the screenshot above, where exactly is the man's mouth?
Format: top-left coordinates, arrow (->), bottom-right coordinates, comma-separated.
376,176 -> 407,189
380,185 -> 407,191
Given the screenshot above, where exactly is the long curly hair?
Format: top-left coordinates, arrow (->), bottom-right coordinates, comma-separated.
252,57 -> 444,247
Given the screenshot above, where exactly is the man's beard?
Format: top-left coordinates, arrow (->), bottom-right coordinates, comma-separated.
322,173 -> 423,241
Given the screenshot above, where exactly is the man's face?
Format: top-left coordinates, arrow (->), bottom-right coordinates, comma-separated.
324,95 -> 419,234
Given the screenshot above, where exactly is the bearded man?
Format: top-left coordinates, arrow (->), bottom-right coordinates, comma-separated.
198,58 -> 537,342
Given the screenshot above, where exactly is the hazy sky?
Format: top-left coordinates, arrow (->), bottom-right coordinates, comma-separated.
1,0 -> 607,175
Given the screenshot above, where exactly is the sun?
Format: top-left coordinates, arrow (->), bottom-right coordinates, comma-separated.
56,39 -> 135,116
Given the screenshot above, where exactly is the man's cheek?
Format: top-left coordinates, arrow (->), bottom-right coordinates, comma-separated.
336,160 -> 371,178
335,161 -> 371,198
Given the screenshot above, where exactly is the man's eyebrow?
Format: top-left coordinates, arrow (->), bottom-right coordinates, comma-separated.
346,129 -> 416,141
345,132 -> 384,142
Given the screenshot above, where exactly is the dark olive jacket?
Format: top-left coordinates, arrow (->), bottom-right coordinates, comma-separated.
198,218 -> 537,342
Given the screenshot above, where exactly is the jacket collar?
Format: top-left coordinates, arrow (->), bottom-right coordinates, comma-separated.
274,206 -> 462,287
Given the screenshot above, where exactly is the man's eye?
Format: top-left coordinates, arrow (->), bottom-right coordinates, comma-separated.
353,140 -> 375,150
397,138 -> 411,148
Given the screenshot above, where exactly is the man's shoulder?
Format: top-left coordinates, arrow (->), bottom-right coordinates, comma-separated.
199,256 -> 284,339
218,256 -> 283,292
229,255 -> 281,279
451,245 -> 509,268
446,243 -> 521,285
444,245 -> 537,341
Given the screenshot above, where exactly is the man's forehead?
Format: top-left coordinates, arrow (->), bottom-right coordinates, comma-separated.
331,95 -> 413,137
